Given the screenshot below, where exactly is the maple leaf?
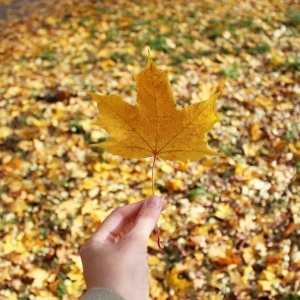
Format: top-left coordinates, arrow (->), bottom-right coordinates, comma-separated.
88,55 -> 221,164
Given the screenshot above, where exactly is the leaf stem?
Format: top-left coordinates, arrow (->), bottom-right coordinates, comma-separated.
151,154 -> 162,249
151,154 -> 157,195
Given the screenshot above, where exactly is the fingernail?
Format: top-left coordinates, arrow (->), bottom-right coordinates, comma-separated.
146,196 -> 161,209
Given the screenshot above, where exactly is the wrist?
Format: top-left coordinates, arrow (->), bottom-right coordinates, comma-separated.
82,288 -> 126,300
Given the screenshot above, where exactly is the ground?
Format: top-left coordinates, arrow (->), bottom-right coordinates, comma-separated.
0,0 -> 300,299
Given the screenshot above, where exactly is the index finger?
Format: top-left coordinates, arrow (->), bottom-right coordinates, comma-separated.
90,199 -> 146,244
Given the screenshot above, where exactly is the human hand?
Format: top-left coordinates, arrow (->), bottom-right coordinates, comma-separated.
80,196 -> 166,300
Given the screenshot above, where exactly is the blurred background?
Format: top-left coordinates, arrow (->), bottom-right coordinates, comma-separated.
0,0 -> 299,299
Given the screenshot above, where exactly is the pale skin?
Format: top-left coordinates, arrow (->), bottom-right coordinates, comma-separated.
80,196 -> 166,300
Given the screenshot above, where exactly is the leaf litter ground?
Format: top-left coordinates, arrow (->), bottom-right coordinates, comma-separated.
0,0 -> 299,299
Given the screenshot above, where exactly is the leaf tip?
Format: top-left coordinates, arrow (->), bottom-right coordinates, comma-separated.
147,50 -> 153,65
209,91 -> 222,121
215,151 -> 227,158
86,90 -> 95,99
211,91 -> 222,103
91,121 -> 99,127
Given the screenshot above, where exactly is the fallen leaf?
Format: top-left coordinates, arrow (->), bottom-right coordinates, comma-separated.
9,198 -> 27,217
56,200 -> 81,219
166,266 -> 192,295
251,123 -> 262,141
214,203 -> 235,221
288,142 -> 300,157
283,223 -> 296,238
208,246 -> 242,266
165,179 -> 183,191
27,268 -> 49,288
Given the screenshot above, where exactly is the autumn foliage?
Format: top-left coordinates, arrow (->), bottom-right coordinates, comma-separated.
88,55 -> 221,163
0,0 -> 300,299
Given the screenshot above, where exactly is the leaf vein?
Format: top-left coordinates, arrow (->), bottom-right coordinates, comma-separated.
103,100 -> 154,153
157,101 -> 215,155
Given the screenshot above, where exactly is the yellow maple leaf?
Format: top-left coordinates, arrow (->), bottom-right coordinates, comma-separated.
166,266 -> 192,295
88,55 -> 221,164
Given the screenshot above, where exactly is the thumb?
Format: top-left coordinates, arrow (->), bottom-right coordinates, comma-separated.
130,196 -> 162,242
